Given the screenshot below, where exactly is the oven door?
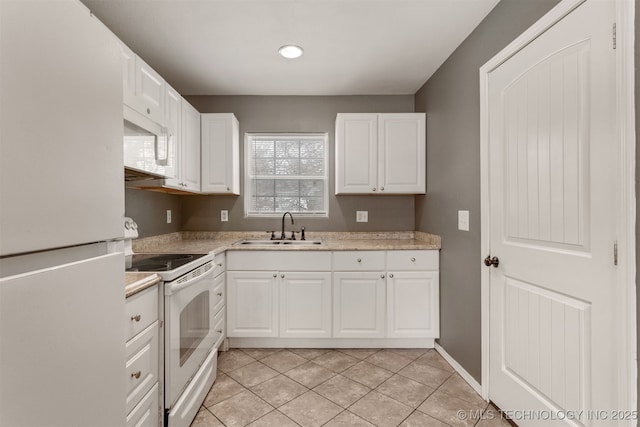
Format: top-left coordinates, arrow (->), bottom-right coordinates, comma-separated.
164,261 -> 216,408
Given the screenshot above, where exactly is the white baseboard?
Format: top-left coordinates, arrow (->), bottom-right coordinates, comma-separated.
435,343 -> 484,398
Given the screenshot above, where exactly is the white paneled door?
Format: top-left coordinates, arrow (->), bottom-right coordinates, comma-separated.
487,1 -> 621,425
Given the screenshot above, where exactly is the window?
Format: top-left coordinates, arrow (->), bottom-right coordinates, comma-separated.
245,133 -> 328,217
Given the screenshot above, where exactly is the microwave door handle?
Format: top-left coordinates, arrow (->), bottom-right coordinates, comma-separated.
165,265 -> 215,295
155,127 -> 170,166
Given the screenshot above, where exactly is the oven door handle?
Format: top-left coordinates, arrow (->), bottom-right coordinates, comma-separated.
165,264 -> 215,295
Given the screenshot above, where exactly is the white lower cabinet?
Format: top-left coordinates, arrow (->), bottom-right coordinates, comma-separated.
227,271 -> 279,337
333,272 -> 385,338
280,272 -> 332,338
126,383 -> 159,427
125,285 -> 160,427
386,271 -> 439,338
225,249 -> 439,345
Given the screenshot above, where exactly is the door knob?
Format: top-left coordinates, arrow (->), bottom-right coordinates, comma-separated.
484,255 -> 499,268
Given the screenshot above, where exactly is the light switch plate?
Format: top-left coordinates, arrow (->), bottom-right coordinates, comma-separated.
458,210 -> 469,231
221,210 -> 229,222
356,211 -> 368,222
166,210 -> 172,224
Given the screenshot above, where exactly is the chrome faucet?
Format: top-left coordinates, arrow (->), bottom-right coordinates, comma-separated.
281,212 -> 294,240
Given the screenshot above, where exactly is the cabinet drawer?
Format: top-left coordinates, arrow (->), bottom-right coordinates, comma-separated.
386,250 -> 438,271
213,252 -> 226,277
126,383 -> 159,427
125,285 -> 158,341
213,272 -> 225,315
213,307 -> 225,349
125,321 -> 159,415
332,251 -> 385,271
227,251 -> 331,271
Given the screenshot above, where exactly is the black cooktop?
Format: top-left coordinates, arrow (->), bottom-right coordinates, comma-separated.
126,253 -> 207,272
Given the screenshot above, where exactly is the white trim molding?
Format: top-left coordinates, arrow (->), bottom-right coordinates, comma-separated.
479,0 -> 636,418
615,0 -> 636,418
435,343 -> 483,398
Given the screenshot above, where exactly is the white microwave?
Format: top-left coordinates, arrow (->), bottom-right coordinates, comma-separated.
123,104 -> 176,180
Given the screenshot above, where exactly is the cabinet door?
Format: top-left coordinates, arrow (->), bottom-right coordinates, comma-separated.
201,113 -> 240,194
386,271 -> 439,338
280,272 -> 331,338
134,56 -> 165,125
333,272 -> 385,338
158,83 -> 180,181
227,271 -> 278,337
335,113 -> 378,194
119,41 -> 136,106
181,99 -> 201,192
378,113 -> 425,194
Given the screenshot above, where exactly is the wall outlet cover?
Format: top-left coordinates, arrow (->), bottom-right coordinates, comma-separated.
356,211 -> 368,222
458,210 -> 469,231
221,210 -> 229,222
166,209 -> 172,224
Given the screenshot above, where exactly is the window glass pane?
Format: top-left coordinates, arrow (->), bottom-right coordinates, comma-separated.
300,158 -> 324,176
275,180 -> 299,196
275,197 -> 300,211
246,133 -> 327,216
254,141 -> 275,158
275,158 -> 300,175
300,180 -> 324,197
255,179 -> 275,196
253,159 -> 274,175
253,197 -> 275,212
299,197 -> 324,212
276,140 -> 300,158
300,140 -> 324,158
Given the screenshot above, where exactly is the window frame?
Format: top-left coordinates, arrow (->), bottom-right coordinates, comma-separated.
243,132 -> 330,218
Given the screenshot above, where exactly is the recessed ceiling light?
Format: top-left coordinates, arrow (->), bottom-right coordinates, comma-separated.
278,44 -> 304,59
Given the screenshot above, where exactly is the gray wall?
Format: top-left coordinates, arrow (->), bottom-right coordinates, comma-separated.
181,95 -> 416,232
414,0 -> 560,382
125,188 -> 182,237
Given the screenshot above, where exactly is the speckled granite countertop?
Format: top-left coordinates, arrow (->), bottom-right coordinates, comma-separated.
132,231 -> 441,255
125,272 -> 161,298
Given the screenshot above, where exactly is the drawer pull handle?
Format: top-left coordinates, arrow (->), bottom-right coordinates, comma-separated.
216,292 -> 223,297
281,274 -> 285,278
380,274 -> 385,279
411,257 -> 416,262
131,371 -> 141,379
131,315 -> 141,322
389,273 -> 394,278
273,273 -> 277,278
217,263 -> 223,267
357,258 -> 362,263
216,329 -> 223,334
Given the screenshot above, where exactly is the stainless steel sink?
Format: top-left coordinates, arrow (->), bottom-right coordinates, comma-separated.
280,240 -> 323,245
232,239 -> 323,246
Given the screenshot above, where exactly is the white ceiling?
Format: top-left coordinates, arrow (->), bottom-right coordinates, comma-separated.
81,0 -> 499,96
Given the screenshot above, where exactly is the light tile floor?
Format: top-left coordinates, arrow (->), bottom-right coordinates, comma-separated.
191,348 -> 513,427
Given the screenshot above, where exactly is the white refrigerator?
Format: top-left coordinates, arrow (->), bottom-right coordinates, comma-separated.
0,1 -> 127,425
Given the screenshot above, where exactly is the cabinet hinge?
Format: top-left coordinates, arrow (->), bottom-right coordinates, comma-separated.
612,22 -> 617,50
614,240 -> 618,266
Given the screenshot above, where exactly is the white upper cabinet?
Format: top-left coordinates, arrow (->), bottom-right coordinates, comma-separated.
335,113 -> 378,194
378,114 -> 426,193
118,41 -> 165,126
120,42 -> 136,105
162,84 -> 181,187
181,99 -> 201,192
201,113 -> 240,194
335,113 -> 425,194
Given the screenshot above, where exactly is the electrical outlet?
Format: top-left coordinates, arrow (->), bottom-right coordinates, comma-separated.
221,210 -> 229,222
356,211 -> 368,223
166,209 -> 172,224
458,210 -> 469,231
